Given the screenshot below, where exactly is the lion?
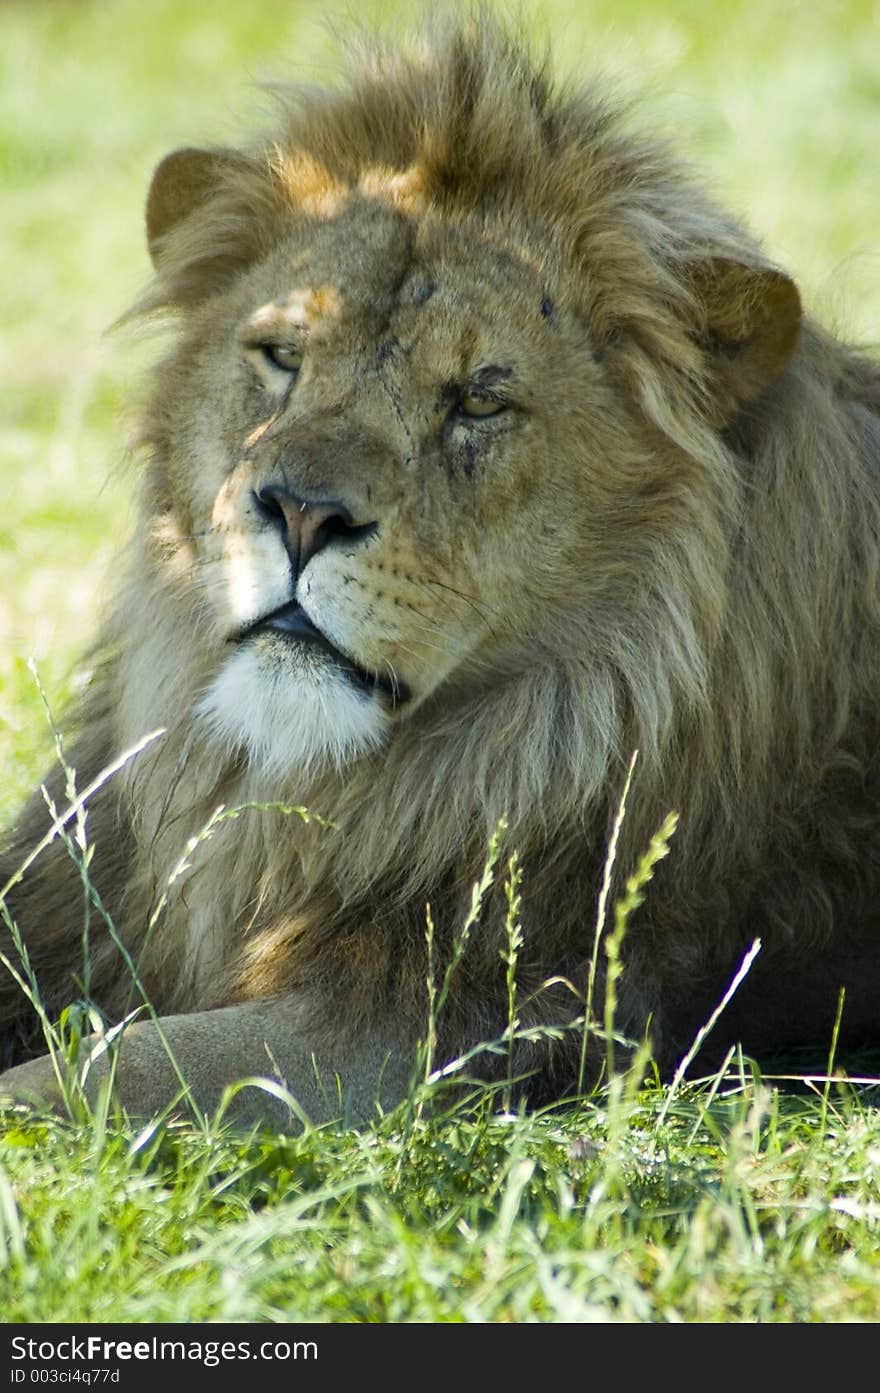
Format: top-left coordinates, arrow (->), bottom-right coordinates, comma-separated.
3,15 -> 880,1128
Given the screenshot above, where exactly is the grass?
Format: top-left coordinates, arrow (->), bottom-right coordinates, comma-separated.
3,0 -> 880,1325
5,1033 -> 880,1320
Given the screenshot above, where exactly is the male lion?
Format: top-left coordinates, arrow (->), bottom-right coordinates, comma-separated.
3,18 -> 880,1126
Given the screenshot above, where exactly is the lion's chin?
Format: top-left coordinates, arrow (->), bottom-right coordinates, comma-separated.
196,644 -> 391,778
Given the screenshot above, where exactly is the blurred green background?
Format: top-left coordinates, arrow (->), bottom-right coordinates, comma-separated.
2,0 -> 879,817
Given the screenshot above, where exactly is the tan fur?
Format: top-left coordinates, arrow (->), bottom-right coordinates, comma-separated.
4,15 -> 880,1125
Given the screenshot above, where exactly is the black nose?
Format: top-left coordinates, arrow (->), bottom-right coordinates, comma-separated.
253,484 -> 376,576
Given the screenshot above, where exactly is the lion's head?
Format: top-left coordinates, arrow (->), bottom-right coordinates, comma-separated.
133,19 -> 800,803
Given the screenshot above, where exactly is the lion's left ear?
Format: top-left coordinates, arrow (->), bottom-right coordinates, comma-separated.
146,146 -> 244,266
691,258 -> 802,424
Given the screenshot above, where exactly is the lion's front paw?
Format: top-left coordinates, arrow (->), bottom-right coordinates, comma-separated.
0,1051 -> 68,1115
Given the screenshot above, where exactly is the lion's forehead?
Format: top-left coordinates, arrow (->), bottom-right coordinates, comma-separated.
244,203 -> 555,363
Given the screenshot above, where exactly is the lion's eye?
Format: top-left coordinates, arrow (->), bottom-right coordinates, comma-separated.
262,344 -> 303,374
457,391 -> 506,419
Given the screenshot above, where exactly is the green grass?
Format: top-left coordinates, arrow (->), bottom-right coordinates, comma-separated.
3,0 -> 880,1324
5,1060 -> 880,1321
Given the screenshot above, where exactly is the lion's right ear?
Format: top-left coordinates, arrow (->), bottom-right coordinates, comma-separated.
691,258 -> 802,425
146,147 -> 241,266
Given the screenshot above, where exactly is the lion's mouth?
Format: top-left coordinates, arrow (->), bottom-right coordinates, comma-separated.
238,601 -> 410,708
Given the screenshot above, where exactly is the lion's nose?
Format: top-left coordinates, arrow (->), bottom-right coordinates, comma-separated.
253,484 -> 377,576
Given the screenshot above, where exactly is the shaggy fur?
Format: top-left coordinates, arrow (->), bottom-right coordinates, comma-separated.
3,14 -> 880,1121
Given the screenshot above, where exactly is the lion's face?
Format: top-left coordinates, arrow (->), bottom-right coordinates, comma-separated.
157,193 -> 623,776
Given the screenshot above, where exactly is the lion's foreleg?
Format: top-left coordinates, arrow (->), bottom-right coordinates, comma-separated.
0,996 -> 416,1129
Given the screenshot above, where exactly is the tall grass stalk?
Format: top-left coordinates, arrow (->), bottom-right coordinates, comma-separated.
578,750 -> 639,1095
396,819 -> 509,1166
0,730 -> 166,910
602,809 -> 679,1082
501,849 -> 523,1113
28,662 -> 95,1002
819,986 -> 847,1136
590,811 -> 679,1215
653,936 -> 762,1140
